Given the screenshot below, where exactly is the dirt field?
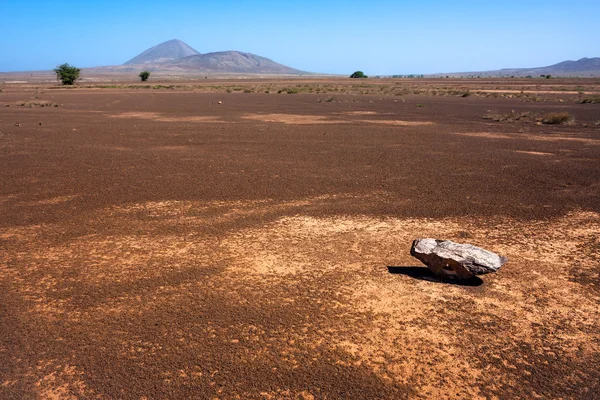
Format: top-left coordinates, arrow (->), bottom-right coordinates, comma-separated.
1,79 -> 599,399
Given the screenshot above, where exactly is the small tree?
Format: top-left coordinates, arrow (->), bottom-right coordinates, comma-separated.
54,63 -> 80,85
350,71 -> 368,79
139,71 -> 151,82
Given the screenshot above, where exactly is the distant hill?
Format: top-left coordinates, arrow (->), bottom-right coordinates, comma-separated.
116,39 -> 304,75
124,39 -> 200,65
162,51 -> 304,74
431,57 -> 600,78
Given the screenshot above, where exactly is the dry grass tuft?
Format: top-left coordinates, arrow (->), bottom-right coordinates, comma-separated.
541,111 -> 573,125
579,95 -> 600,104
483,109 -> 533,123
18,99 -> 57,108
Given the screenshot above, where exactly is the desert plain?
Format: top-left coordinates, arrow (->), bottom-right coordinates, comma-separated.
1,77 -> 599,399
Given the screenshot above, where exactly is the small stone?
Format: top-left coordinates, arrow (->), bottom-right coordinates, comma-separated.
218,101 -> 222,104
411,238 -> 507,279
14,123 -> 19,127
39,122 -> 42,126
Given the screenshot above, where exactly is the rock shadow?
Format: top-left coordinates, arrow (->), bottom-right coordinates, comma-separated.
387,266 -> 484,287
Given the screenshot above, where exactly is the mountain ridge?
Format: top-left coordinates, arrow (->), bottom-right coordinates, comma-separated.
124,39 -> 200,65
120,39 -> 304,74
430,57 -> 600,78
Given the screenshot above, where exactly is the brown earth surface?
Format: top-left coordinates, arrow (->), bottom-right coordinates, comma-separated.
1,79 -> 600,399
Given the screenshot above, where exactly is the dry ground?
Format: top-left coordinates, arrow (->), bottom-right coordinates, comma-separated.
1,79 -> 600,399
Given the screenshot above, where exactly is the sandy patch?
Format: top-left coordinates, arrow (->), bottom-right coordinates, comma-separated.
243,113 -> 434,126
341,111 -> 382,116
478,89 -> 582,95
33,362 -> 91,400
218,210 -> 600,396
358,119 -> 434,126
243,113 -> 345,125
23,195 -> 80,206
453,132 -> 516,140
109,112 -> 227,123
513,150 -> 554,156
2,195 -> 599,398
455,131 -> 599,144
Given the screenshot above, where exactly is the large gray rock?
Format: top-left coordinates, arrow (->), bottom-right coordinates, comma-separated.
410,238 -> 507,279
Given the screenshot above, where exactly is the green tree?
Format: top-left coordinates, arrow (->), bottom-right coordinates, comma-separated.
350,71 -> 367,79
53,63 -> 80,85
139,71 -> 151,82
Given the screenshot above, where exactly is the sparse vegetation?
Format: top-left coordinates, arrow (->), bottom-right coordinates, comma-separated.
416,103 -> 425,107
316,96 -> 335,103
152,85 -> 174,90
580,95 -> 600,104
541,111 -> 573,125
54,63 -> 80,85
18,99 -> 57,108
139,71 -> 151,82
483,110 -> 533,123
350,71 -> 368,79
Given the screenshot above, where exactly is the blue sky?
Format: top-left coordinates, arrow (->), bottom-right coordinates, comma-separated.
1,0 -> 599,74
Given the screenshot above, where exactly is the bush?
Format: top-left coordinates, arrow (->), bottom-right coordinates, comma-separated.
541,112 -> 573,125
350,71 -> 367,79
580,95 -> 600,104
54,63 -> 80,85
483,109 -> 532,123
139,71 -> 150,82
18,99 -> 57,107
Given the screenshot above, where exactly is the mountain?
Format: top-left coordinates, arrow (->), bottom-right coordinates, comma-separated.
431,57 -> 600,78
124,39 -> 200,65
119,39 -> 305,74
162,51 -> 303,74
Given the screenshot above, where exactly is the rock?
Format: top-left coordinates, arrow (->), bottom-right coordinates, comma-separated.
410,238 -> 507,279
217,101 -> 222,104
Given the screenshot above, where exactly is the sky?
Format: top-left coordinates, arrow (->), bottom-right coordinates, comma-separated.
1,0 -> 599,75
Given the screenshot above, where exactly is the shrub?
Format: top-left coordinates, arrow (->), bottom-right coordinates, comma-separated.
139,71 -> 150,82
580,96 -> 600,104
541,112 -> 573,125
350,71 -> 367,79
54,63 -> 80,85
18,99 -> 57,107
483,110 -> 532,122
